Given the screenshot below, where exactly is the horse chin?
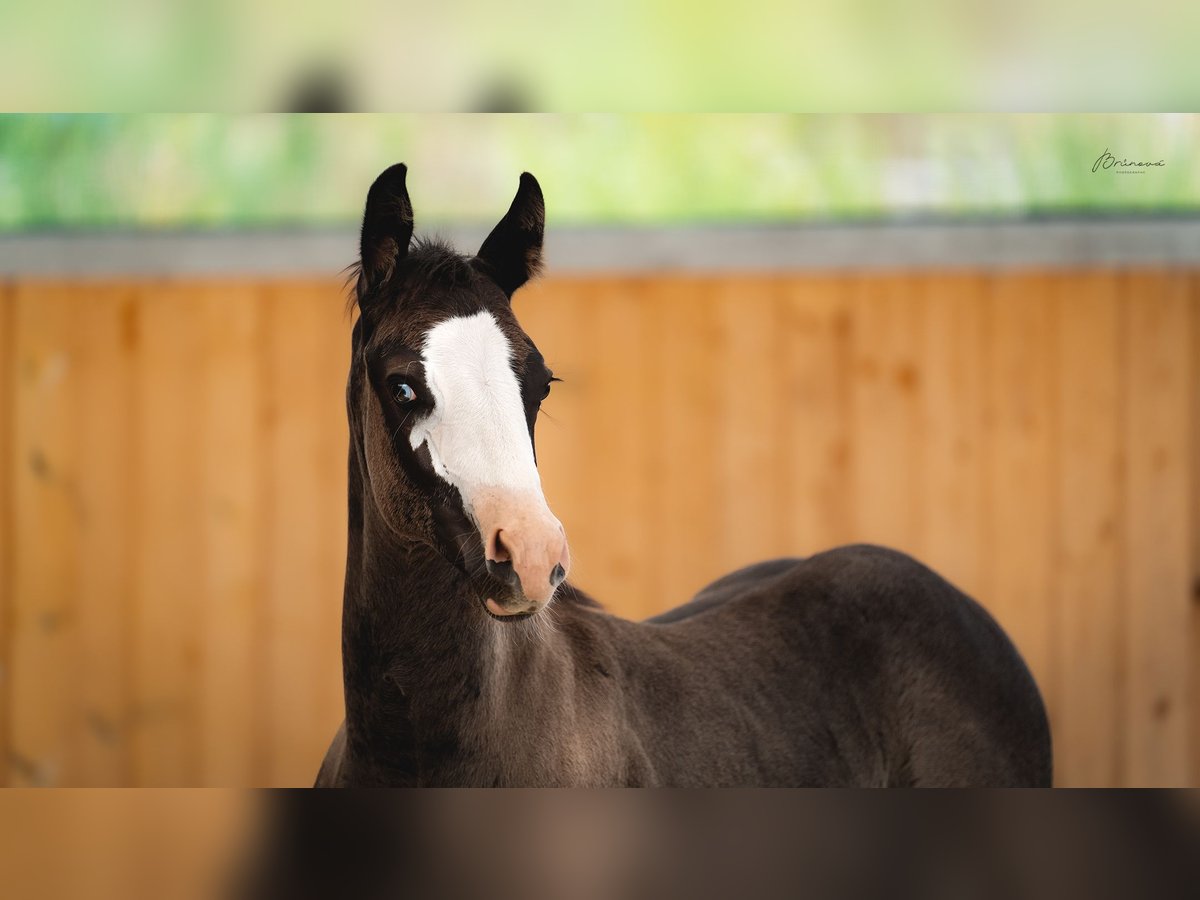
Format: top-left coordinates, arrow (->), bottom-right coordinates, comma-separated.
483,595 -> 542,621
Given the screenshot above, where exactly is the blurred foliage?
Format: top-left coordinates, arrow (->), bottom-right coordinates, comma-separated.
0,114 -> 1196,230
1,1 -> 1198,111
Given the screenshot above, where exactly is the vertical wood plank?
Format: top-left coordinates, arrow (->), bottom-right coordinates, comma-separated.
849,273 -> 923,552
8,284 -> 80,785
0,282 -> 12,785
132,283 -> 204,786
915,273 -> 986,594
714,276 -> 788,568
647,278 -> 723,612
778,275 -> 854,554
260,280 -> 312,786
1191,272 -> 1200,787
261,282 -> 345,785
574,278 -> 656,618
197,285 -> 262,786
1122,270 -> 1192,786
72,285 -> 137,785
980,272 -> 1057,720
1053,272 -> 1122,786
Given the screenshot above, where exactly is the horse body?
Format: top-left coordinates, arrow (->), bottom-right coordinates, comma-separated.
316,164 -> 1051,787
319,529 -> 1049,786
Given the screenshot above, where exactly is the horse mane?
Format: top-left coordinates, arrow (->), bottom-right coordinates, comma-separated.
344,237 -> 476,317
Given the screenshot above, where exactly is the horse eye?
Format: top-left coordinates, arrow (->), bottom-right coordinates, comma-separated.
391,382 -> 417,404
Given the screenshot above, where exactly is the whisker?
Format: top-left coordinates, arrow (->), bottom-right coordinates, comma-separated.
390,409 -> 415,445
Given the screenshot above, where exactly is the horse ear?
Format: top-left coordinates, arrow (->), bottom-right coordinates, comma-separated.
476,172 -> 544,296
358,163 -> 413,298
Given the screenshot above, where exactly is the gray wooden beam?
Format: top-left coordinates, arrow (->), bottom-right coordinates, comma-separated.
2,218 -> 1199,277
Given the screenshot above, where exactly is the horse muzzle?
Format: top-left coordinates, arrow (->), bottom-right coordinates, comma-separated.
471,486 -> 570,616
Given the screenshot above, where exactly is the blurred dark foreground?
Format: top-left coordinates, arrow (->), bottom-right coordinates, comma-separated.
1,790 -> 1196,900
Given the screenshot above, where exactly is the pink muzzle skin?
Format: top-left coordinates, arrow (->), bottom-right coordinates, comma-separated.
472,487 -> 570,616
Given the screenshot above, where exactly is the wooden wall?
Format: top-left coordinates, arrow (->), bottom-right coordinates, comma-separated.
0,790 -> 252,900
1,271 -> 1197,787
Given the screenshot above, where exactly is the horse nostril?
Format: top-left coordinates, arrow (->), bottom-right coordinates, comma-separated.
489,529 -> 511,563
486,558 -> 519,586
550,563 -> 566,587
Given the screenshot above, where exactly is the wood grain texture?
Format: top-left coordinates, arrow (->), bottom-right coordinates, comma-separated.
197,285 -> 262,786
980,273 -> 1058,721
1191,272 -> 1200,787
1121,272 -> 1192,786
575,279 -> 656,619
778,275 -> 854,555
0,282 -> 12,787
1,271 -> 1197,786
715,276 -> 788,567
133,284 -> 205,786
915,274 -> 986,592
259,283 -> 347,787
1053,273 -> 1122,786
644,278 -> 723,609
850,273 -> 924,552
9,284 -> 82,785
1192,272 -> 1200,787
73,285 -> 137,785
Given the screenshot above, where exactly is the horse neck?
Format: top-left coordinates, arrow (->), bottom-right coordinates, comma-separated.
339,441 -> 571,782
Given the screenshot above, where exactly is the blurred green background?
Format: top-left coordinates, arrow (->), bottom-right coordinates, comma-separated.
2,1 -> 1198,111
1,114 -> 1196,231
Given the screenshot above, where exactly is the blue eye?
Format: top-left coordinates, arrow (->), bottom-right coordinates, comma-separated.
391,382 -> 417,404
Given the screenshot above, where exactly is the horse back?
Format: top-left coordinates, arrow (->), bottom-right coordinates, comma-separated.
644,558 -> 804,624
639,545 -> 1052,786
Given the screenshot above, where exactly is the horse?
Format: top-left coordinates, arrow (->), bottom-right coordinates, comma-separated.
315,163 -> 1052,787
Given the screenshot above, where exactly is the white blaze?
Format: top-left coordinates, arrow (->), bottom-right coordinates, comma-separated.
410,310 -> 543,509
